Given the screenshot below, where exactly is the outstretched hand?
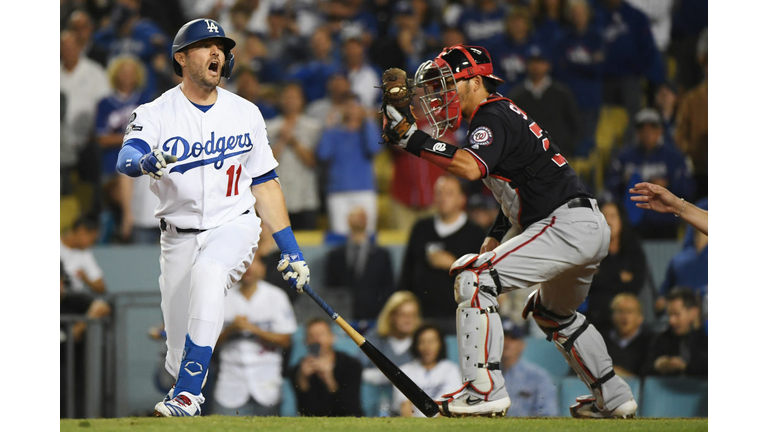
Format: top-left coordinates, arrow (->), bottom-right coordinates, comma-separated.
628,182 -> 681,214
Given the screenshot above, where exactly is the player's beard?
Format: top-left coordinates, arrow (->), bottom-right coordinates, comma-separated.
189,61 -> 221,90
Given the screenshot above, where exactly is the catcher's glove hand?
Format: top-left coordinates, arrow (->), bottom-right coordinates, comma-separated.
377,68 -> 417,146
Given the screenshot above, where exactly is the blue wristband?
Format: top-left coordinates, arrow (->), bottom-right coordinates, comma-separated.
272,226 -> 300,256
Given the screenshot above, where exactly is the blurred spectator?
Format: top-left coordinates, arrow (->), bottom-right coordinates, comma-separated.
60,260 -> 111,419
532,0 -> 567,50
624,0 -> 674,53
287,26 -> 342,104
605,108 -> 695,239
316,94 -> 382,235
290,318 -> 363,417
675,28 -> 707,201
60,216 -> 107,297
643,287 -> 707,377
552,0 -> 605,157
502,322 -> 559,417
212,255 -> 297,416
66,9 -> 108,67
61,30 -> 110,206
393,324 -> 461,417
597,0 -> 663,140
91,0 -> 170,96
467,193 -> 499,232
95,55 -> 152,243
457,0 -> 508,57
240,32 -> 285,85
387,95 -> 458,231
179,0 -> 237,22
306,72 -> 351,129
668,0 -> 707,92
341,30 -> 381,111
604,293 -> 653,378
508,44 -> 581,159
138,0 -> 186,40
654,80 -> 678,146
358,291 -> 421,387
266,83 -> 323,230
218,1 -> 261,58
115,174 -> 160,244
655,228 -> 708,315
493,7 -> 537,94
259,4 -> 305,73
325,206 -> 396,322
235,68 -> 278,120
398,175 -> 486,331
586,200 -> 648,333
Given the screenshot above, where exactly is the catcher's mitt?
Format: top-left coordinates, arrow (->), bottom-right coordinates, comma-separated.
377,68 -> 417,145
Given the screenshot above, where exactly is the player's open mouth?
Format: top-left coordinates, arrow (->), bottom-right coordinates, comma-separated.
208,61 -> 219,75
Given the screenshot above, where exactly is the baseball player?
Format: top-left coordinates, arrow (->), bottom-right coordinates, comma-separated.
115,19 -> 310,417
381,45 -> 637,418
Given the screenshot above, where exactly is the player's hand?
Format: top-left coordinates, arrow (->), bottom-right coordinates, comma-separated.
382,104 -> 417,148
628,182 -> 681,214
140,149 -> 178,180
480,237 -> 500,254
277,252 -> 310,293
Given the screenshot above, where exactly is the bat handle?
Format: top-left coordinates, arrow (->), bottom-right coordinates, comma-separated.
302,284 -> 338,320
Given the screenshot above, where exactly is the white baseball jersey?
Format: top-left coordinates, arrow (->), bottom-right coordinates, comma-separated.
392,359 -> 462,417
123,85 -> 278,230
213,280 -> 297,408
60,241 -> 103,293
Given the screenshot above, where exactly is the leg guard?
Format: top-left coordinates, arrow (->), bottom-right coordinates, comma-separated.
173,334 -> 212,399
453,270 -> 506,399
522,289 -> 632,411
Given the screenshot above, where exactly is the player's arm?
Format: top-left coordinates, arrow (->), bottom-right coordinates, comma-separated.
250,177 -> 310,292
401,129 -> 483,180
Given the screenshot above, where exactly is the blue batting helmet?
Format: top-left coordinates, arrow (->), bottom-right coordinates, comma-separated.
172,19 -> 236,79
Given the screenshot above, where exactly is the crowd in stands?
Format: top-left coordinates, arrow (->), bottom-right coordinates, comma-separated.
60,0 -> 707,418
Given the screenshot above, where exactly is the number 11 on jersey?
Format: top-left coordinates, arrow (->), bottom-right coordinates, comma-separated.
226,164 -> 242,196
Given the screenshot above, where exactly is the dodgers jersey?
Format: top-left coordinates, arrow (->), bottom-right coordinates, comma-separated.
123,85 -> 278,230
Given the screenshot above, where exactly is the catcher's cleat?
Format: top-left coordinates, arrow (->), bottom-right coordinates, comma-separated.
154,391 -> 203,417
570,395 -> 637,419
437,387 -> 511,418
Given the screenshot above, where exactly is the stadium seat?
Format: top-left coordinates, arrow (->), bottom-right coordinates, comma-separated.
445,335 -> 459,364
558,375 -> 642,417
280,380 -> 297,417
521,337 -> 572,377
639,376 -> 707,418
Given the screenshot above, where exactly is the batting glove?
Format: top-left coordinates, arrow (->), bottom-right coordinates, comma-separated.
140,149 -> 178,180
382,104 -> 417,148
277,252 -> 310,293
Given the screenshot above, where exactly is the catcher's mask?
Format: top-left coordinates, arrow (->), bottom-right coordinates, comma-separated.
414,45 -> 504,138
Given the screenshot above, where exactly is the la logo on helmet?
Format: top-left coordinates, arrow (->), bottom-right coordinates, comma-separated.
205,20 -> 219,33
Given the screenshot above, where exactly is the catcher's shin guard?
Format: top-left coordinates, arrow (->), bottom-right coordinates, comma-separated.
453,269 -> 505,397
522,290 -> 633,411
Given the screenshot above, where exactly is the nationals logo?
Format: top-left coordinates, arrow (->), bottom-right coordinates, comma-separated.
469,126 -> 493,147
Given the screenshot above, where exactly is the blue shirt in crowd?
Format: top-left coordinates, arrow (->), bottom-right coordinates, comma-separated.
494,37 -> 537,95
95,90 -> 152,176
552,26 -> 605,110
288,59 -> 343,104
594,1 -> 661,81
659,243 -> 708,298
315,119 -> 381,194
606,141 -> 695,236
503,359 -> 559,417
457,5 -> 508,56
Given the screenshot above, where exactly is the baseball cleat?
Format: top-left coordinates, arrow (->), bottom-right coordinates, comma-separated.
570,395 -> 637,419
154,391 -> 204,417
437,388 -> 511,418
162,385 -> 175,403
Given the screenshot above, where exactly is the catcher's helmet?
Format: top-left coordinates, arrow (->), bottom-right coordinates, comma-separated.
414,45 -> 503,138
172,19 -> 236,79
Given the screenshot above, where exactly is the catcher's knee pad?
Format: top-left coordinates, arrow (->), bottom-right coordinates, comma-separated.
451,252 -> 501,304
522,289 -> 617,409
456,291 -> 503,395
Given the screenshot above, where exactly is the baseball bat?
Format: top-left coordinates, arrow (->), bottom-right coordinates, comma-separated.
301,283 -> 440,418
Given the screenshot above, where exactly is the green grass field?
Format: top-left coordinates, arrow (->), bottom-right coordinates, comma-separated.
61,416 -> 708,431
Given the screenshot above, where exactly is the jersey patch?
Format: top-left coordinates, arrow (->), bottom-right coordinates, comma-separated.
129,112 -> 137,123
124,124 -> 143,135
469,126 -> 493,149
